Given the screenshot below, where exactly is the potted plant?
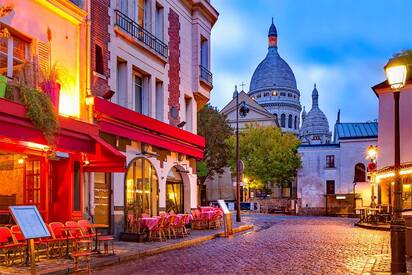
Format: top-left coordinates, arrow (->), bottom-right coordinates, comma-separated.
0,75 -> 7,98
40,63 -> 61,111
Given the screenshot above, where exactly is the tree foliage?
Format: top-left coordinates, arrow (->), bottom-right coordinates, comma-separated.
227,123 -> 301,188
197,104 -> 233,184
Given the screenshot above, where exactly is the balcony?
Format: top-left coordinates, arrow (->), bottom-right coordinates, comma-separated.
114,10 -> 168,59
199,65 -> 213,86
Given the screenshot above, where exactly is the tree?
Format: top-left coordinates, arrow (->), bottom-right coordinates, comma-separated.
226,123 -> 301,190
197,104 -> 233,185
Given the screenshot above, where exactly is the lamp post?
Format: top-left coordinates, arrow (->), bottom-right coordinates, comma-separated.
235,86 -> 249,222
384,53 -> 409,274
367,145 -> 378,207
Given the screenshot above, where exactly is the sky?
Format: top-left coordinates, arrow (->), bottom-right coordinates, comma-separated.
209,0 -> 412,124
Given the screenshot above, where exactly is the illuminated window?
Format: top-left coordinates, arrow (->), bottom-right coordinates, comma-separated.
166,167 -> 184,213
125,158 -> 158,231
0,32 -> 29,79
272,90 -> 278,96
95,44 -> 104,75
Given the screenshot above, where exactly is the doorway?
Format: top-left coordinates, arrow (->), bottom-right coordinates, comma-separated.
166,167 -> 184,213
94,173 -> 111,227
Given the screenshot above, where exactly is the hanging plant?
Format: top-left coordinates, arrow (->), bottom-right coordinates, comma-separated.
18,85 -> 59,144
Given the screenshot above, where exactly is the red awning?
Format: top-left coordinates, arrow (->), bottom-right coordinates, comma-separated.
83,135 -> 126,173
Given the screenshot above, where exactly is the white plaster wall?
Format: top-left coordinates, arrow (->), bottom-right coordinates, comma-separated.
339,139 -> 377,193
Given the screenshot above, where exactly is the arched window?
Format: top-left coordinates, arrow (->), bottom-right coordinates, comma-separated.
288,114 -> 292,128
166,167 -> 184,213
280,114 -> 286,127
354,163 -> 366,182
125,158 -> 158,231
294,116 -> 298,129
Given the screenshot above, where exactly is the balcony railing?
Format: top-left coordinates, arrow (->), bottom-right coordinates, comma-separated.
114,10 -> 168,59
199,65 -> 212,85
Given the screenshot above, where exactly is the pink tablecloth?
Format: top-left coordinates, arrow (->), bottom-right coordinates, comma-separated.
199,206 -> 215,213
140,217 -> 160,230
200,211 -> 215,220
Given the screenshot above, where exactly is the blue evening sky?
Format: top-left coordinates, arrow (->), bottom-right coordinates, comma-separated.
209,0 -> 412,124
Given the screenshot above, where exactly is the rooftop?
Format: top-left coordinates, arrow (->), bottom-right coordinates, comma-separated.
334,122 -> 378,141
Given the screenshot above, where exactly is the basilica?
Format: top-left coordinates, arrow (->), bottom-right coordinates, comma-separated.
212,20 -> 376,214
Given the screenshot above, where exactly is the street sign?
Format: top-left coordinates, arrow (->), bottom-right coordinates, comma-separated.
9,205 -> 51,239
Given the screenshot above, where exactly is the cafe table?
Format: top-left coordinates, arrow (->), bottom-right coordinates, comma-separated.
139,217 -> 160,230
88,224 -> 109,252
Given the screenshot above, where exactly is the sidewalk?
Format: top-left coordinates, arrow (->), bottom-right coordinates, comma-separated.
0,221 -> 253,274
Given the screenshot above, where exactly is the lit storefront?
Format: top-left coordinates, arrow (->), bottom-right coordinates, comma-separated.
93,97 -> 204,234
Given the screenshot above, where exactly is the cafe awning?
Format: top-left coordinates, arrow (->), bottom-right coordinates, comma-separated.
83,134 -> 126,173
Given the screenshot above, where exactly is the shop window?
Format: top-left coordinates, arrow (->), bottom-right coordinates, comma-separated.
95,44 -> 104,75
326,155 -> 335,168
354,163 -> 366,182
0,32 -> 29,79
166,167 -> 183,213
125,158 -> 158,232
280,114 -> 285,128
73,161 -> 81,211
24,157 -> 42,208
94,173 -> 111,225
326,180 -> 335,194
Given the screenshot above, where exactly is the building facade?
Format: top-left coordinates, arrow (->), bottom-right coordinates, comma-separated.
297,119 -> 378,215
0,0 -> 102,223
372,56 -> 412,211
87,0 -> 218,235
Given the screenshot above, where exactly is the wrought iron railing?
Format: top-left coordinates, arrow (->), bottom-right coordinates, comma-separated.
114,10 -> 168,59
199,65 -> 212,85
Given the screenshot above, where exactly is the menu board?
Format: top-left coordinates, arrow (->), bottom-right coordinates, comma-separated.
217,199 -> 230,215
9,206 -> 50,239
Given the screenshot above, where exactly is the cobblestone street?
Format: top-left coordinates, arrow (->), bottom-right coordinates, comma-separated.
95,215 -> 396,274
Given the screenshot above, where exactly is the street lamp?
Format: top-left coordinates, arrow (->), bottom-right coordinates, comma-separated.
235,85 -> 249,222
384,53 -> 409,274
366,145 -> 378,207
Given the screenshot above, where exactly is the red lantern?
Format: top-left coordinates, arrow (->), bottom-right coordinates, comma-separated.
367,162 -> 377,172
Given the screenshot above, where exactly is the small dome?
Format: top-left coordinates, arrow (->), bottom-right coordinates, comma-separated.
300,84 -> 330,138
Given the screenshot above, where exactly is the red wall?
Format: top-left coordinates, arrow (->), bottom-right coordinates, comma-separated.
167,9 -> 181,126
90,0 -> 111,96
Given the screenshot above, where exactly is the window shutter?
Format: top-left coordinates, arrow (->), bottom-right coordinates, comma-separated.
36,40 -> 50,75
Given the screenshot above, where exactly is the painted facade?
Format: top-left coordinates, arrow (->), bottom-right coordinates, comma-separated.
86,0 -> 218,235
373,65 -> 412,210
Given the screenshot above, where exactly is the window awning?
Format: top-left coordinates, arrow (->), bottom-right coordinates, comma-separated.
83,135 -> 126,173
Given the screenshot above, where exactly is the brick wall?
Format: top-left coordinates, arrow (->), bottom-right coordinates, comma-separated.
167,9 -> 181,126
90,0 -> 110,97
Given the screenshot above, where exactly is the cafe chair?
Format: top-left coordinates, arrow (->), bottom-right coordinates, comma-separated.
0,227 -> 25,265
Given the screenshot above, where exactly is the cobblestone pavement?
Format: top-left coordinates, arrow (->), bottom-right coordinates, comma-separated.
95,215 -> 399,275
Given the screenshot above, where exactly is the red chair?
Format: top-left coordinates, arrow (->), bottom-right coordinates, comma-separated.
208,211 -> 223,229
150,216 -> 166,241
0,227 -> 25,265
78,220 -> 114,255
65,221 -> 92,253
49,222 -> 72,257
176,214 -> 189,237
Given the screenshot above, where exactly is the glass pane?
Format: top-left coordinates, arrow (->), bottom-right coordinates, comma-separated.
0,38 -> 7,76
12,37 -> 26,78
134,75 -> 142,113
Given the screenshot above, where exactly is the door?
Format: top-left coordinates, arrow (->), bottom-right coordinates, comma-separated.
94,173 -> 111,226
326,180 -> 335,195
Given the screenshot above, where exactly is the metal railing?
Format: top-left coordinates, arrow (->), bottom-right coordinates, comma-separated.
199,65 -> 212,85
114,10 -> 168,59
